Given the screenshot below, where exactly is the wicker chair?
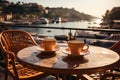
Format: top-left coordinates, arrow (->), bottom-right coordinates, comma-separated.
0,30 -> 48,80
101,41 -> 120,80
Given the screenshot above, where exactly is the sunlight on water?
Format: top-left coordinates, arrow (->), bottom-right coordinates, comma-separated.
88,19 -> 102,28
13,19 -> 101,37
41,21 -> 90,36
96,19 -> 102,24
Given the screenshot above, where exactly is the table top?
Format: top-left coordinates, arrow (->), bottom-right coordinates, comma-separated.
17,44 -> 120,74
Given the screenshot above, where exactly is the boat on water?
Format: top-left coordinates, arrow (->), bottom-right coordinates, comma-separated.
0,21 -> 15,26
15,21 -> 31,25
76,30 -> 109,39
32,18 -> 49,25
51,17 -> 61,23
11,19 -> 32,25
54,35 -> 68,41
75,30 -> 120,48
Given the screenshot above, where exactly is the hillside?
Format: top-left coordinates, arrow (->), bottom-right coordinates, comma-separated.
46,7 -> 97,21
0,0 -> 97,22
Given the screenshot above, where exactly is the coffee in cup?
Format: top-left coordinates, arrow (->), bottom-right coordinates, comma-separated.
68,40 -> 89,55
41,38 -> 56,51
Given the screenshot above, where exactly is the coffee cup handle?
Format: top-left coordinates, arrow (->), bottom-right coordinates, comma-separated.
82,44 -> 89,51
40,41 -> 44,47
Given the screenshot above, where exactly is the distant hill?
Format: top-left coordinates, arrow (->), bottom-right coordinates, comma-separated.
46,7 -> 97,21
0,0 -> 97,22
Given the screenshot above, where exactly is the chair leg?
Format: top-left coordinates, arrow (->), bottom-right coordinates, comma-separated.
5,69 -> 8,80
56,74 -> 60,80
112,77 -> 115,80
100,73 -> 113,80
77,74 -> 89,80
100,76 -> 106,80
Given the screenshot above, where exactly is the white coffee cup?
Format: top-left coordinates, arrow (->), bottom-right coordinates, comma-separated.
68,40 -> 89,55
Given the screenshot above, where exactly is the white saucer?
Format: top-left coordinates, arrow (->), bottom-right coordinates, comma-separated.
62,48 -> 90,56
36,46 -> 60,52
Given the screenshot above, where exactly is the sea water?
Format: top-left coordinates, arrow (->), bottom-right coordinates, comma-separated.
12,19 -> 102,37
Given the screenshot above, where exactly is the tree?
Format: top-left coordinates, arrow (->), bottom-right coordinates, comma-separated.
29,5 -> 40,14
110,10 -> 120,20
102,7 -> 120,20
102,10 -> 110,21
3,4 -> 25,14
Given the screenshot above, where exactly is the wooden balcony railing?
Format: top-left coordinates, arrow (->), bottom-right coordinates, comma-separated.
1,24 -> 120,48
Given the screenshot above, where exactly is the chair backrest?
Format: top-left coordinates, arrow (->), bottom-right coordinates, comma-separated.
0,30 -> 38,80
0,30 -> 37,55
109,41 -> 120,55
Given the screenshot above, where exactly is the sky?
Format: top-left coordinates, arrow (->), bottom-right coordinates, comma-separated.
8,0 -> 120,18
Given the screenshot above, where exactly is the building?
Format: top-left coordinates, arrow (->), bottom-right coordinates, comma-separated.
0,14 -> 4,22
110,7 -> 120,15
0,13 -> 12,22
110,20 -> 120,29
0,0 -> 10,8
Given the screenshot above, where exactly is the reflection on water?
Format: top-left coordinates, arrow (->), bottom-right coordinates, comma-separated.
88,19 -> 102,28
11,19 -> 101,37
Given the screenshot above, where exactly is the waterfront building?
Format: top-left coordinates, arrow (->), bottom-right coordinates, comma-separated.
0,0 -> 10,8
110,20 -> 120,29
0,13 -> 12,22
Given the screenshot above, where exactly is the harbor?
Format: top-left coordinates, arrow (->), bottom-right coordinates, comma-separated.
0,0 -> 120,80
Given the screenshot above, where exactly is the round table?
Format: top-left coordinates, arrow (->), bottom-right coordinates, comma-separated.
17,44 -> 120,79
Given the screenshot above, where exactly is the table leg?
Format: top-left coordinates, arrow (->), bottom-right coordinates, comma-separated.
56,74 -> 92,80
62,74 -> 66,80
61,74 -> 77,80
77,74 -> 88,80
63,74 -> 72,80
56,74 -> 60,80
